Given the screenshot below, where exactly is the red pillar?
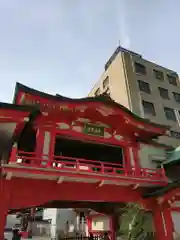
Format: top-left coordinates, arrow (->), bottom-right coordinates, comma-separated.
9,143 -> 17,163
163,202 -> 174,240
0,207 -> 7,240
132,145 -> 141,176
152,201 -> 173,240
124,147 -> 132,174
0,180 -> 9,240
87,216 -> 92,233
153,206 -> 166,240
110,214 -> 117,240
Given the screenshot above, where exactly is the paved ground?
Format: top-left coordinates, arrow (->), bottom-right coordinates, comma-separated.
23,238 -> 50,240
4,232 -> 50,240
4,232 -> 12,240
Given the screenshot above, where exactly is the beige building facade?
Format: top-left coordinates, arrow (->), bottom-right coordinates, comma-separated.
88,46 -> 180,147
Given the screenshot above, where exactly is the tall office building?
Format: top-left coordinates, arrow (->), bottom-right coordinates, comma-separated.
88,46 -> 180,147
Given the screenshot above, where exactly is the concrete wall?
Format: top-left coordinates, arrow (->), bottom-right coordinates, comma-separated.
43,208 -> 57,238
43,208 -> 57,223
43,209 -> 78,238
88,48 -> 180,147
32,222 -> 51,237
138,143 -> 166,169
127,52 -> 180,147
5,214 -> 20,229
172,212 -> 180,238
56,209 -> 77,234
88,53 -> 130,110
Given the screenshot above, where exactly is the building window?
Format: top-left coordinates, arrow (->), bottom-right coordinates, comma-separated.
167,74 -> 177,86
173,92 -> 180,103
138,80 -> 151,94
95,88 -> 100,96
102,87 -> 110,96
153,69 -> 164,80
164,107 -> 176,121
142,100 -> 156,116
105,87 -> 110,95
171,131 -> 180,139
135,62 -> 146,75
158,87 -> 169,100
103,76 -> 109,89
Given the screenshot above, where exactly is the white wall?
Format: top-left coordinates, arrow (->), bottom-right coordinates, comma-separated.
172,212 -> 180,238
43,208 -> 57,238
5,214 -> 20,229
41,131 -> 51,166
56,209 -> 77,234
138,143 -> 166,169
43,208 -> 57,224
43,208 -> 77,238
91,216 -> 110,232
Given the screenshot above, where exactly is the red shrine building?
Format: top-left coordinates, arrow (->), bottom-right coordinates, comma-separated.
1,82 -> 180,240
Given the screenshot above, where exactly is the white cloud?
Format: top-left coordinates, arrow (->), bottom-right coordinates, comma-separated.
116,0 -> 131,49
121,35 -> 131,49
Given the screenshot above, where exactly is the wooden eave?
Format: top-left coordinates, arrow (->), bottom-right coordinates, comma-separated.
0,102 -> 38,114
13,82 -> 170,139
0,102 -> 40,145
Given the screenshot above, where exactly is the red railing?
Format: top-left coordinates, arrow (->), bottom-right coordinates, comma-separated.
8,149 -> 167,182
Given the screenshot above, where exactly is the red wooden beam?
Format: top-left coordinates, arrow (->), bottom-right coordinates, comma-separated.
162,187 -> 180,202
1,178 -> 142,210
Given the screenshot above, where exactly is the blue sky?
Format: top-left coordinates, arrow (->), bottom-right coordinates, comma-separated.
0,0 -> 180,102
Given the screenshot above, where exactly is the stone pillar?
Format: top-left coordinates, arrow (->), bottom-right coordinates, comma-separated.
76,214 -> 80,232
28,208 -> 36,238
111,212 -> 120,240
85,219 -> 89,237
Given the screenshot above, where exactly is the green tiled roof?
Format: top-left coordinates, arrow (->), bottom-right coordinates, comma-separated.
163,146 -> 180,166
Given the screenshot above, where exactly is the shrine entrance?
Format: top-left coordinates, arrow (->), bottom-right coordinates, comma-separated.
11,201 -> 155,240
0,82 -> 175,240
9,201 -> 122,240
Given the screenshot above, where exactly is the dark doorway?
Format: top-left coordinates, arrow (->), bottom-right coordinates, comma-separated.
54,136 -> 123,166
18,126 -> 37,153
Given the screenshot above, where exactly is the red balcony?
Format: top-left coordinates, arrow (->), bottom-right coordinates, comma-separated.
1,149 -> 168,187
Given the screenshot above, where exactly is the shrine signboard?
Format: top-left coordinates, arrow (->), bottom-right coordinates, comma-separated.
84,123 -> 104,137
